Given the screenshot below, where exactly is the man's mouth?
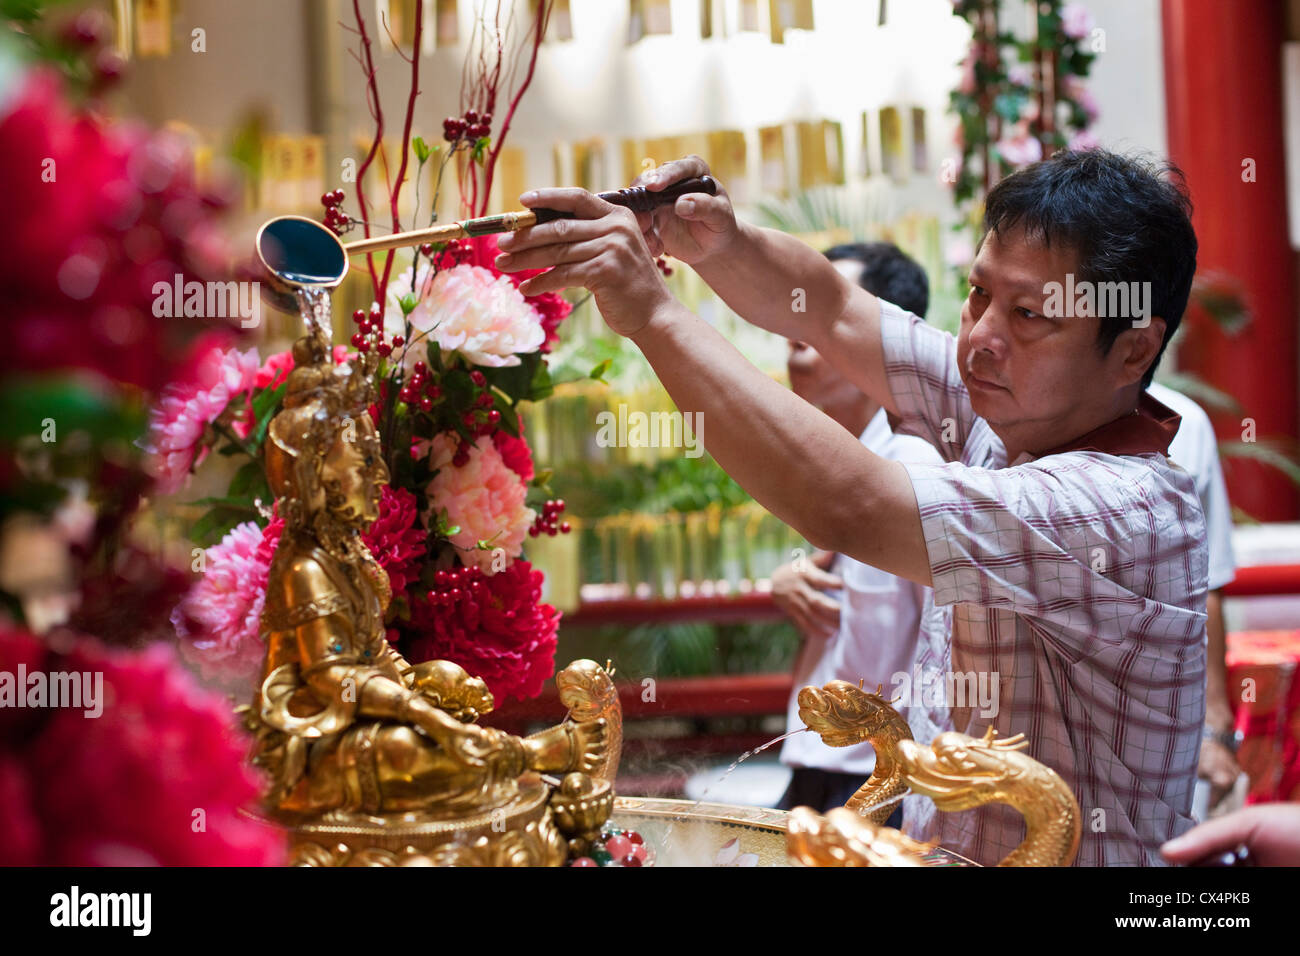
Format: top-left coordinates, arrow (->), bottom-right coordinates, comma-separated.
967,370 -> 1007,392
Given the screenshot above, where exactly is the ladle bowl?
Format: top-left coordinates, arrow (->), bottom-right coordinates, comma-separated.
254,176 -> 718,314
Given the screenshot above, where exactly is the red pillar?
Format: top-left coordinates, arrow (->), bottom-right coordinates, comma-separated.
1162,0 -> 1299,521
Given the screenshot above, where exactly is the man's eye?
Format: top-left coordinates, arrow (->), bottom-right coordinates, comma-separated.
969,284 -> 987,298
1016,307 -> 1042,319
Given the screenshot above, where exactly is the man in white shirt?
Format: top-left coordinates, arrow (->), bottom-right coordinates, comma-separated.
1147,381 -> 1243,815
769,243 -> 946,833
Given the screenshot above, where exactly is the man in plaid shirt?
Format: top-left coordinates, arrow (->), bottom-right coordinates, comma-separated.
495,148 -> 1205,865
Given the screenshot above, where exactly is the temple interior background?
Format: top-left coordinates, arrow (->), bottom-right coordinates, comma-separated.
6,0 -> 1300,827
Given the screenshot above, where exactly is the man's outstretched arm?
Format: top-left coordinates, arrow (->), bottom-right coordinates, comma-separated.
496,186 -> 931,583
632,300 -> 932,585
630,156 -> 900,417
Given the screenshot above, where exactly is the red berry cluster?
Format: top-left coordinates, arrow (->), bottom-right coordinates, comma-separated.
425,565 -> 486,608
398,360 -> 443,413
322,189 -> 352,234
443,109 -> 493,143
529,499 -> 570,537
454,369 -> 502,453
58,10 -> 125,94
655,256 -> 674,278
350,307 -> 403,356
441,238 -> 474,265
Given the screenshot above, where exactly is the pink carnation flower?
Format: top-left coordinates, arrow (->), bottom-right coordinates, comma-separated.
1063,75 -> 1100,122
388,264 -> 544,368
144,345 -> 259,493
1061,2 -> 1094,41
996,127 -> 1043,167
1069,128 -> 1100,151
172,517 -> 281,691
424,433 -> 534,573
174,488 -> 423,690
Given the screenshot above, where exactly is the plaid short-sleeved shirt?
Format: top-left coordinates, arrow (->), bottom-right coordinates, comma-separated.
879,301 -> 1208,866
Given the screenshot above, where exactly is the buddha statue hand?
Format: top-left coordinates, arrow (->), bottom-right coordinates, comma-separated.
523,716 -> 608,775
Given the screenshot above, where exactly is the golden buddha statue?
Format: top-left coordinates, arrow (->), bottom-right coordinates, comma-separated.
242,321 -> 616,865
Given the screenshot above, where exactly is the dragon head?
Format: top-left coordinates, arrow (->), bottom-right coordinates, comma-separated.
556,658 -> 617,721
797,680 -> 910,748
786,806 -> 928,867
897,727 -> 1029,811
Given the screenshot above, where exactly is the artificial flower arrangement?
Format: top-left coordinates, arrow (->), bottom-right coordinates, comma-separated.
0,9 -> 282,865
948,0 -> 1100,206
165,1 -> 590,705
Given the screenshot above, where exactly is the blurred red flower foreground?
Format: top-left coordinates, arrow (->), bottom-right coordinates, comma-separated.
0,627 -> 284,866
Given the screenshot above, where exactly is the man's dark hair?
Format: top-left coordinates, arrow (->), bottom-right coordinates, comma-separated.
824,241 -> 929,318
983,148 -> 1197,389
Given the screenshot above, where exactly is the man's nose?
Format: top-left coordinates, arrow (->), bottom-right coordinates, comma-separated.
967,303 -> 1007,357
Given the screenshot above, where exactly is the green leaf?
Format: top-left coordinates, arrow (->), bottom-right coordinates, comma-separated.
0,376 -> 144,444
494,399 -> 520,437
247,383 -> 286,449
191,505 -> 258,547
992,92 -> 1026,123
228,460 -> 263,498
1217,441 -> 1300,488
472,136 -> 491,164
589,359 -> 612,384
528,360 -> 554,402
400,292 -> 419,315
413,136 -> 431,163
251,382 -> 286,420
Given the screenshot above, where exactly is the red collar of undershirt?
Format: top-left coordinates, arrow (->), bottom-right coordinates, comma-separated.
1038,391 -> 1181,458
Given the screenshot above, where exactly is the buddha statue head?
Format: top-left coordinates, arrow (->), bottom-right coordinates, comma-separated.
265,334 -> 388,533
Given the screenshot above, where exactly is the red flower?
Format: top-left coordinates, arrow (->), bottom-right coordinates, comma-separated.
0,626 -> 284,865
404,559 -> 559,703
0,68 -> 238,396
492,416 -> 535,482
361,487 -> 427,595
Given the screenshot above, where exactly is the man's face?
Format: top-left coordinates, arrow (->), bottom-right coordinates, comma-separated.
957,226 -> 1124,453
787,259 -> 867,408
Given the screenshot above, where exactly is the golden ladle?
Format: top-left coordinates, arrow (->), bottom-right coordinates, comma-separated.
254,176 -> 716,313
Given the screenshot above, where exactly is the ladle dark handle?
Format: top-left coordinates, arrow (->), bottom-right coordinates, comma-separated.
530,176 -> 718,224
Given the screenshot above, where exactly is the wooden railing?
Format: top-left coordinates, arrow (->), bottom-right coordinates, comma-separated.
488,563 -> 1300,739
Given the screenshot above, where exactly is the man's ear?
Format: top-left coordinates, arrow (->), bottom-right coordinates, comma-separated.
1114,315 -> 1167,387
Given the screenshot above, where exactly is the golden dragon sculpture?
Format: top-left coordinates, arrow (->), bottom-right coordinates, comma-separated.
788,680 -> 1081,867
786,806 -> 931,867
897,727 -> 1081,867
553,658 -> 622,782
797,680 -> 913,825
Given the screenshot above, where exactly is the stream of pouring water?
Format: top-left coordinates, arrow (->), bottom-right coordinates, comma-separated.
850,789 -> 908,819
659,728 -> 808,848
295,286 -> 332,340
656,728 -> 917,862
